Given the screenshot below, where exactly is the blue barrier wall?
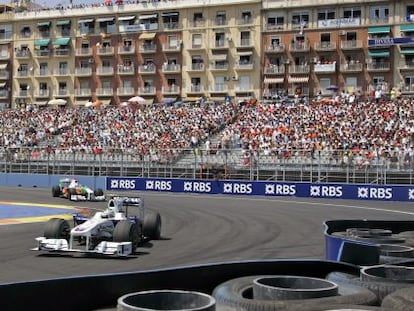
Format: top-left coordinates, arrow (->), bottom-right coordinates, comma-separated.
1,173 -> 414,202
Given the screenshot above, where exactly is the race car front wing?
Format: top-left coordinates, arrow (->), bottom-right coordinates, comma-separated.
31,237 -> 133,257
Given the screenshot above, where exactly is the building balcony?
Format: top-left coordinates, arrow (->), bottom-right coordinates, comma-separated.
52,68 -> 70,76
314,42 -> 336,51
211,40 -> 229,50
75,68 -> 92,76
14,90 -> 31,97
34,49 -> 51,57
162,85 -> 180,95
266,24 -> 284,31
264,65 -> 285,75
0,51 -> 9,60
162,64 -> 181,73
95,88 -> 113,96
0,71 -> 9,80
237,17 -> 253,25
75,48 -> 93,56
188,63 -> 205,72
367,62 -> 390,71
34,69 -> 50,77
15,50 -> 31,58
55,89 -> 70,97
0,90 -> 8,98
398,60 -> 414,70
340,62 -> 363,72
163,22 -> 180,30
74,88 -> 92,97
117,87 -> 135,96
289,42 -> 310,53
187,85 -> 204,93
213,18 -> 227,26
139,44 -> 156,53
210,84 -> 228,93
118,46 -> 135,54
340,40 -> 363,50
235,62 -> 254,70
33,89 -> 50,97
97,46 -> 114,55
289,65 -> 310,74
288,87 -> 309,96
187,43 -> 205,50
209,63 -> 229,71
265,44 -> 285,53
190,20 -> 206,28
117,65 -> 135,75
54,48 -> 71,57
234,85 -> 254,93
16,70 -> 30,78
237,38 -> 254,48
313,62 -> 336,73
138,86 -> 156,95
162,43 -> 181,52
96,66 -> 114,75
138,65 -> 156,74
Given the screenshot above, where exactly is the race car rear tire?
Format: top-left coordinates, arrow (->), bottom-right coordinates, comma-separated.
44,218 -> 70,240
94,188 -> 104,197
113,221 -> 140,251
143,212 -> 162,240
52,186 -> 61,197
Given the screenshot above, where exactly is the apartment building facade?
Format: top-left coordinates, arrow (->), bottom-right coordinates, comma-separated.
0,0 -> 413,108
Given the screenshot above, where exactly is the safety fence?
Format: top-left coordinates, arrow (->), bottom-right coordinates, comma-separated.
0,147 -> 414,185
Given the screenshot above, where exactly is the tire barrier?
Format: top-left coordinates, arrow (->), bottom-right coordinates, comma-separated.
326,270 -> 414,303
378,244 -> 414,258
360,265 -> 414,283
381,287 -> 414,311
212,275 -> 377,311
331,231 -> 406,245
252,276 -> 339,300
117,290 -> 216,311
282,305 -> 389,311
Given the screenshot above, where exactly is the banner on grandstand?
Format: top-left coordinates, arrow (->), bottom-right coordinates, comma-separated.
106,177 -> 414,202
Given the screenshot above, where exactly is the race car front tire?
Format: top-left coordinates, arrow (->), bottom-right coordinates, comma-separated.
43,218 -> 70,240
143,212 -> 162,240
94,188 -> 104,197
52,186 -> 61,197
113,221 -> 140,252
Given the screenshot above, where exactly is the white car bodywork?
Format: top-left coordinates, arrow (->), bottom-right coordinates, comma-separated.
32,197 -> 145,257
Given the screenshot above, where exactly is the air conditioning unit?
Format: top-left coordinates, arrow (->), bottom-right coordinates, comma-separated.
313,57 -> 318,63
232,76 -> 238,81
340,30 -> 347,36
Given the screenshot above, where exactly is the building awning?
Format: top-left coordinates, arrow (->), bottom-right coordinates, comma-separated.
401,24 -> 414,32
139,14 -> 158,19
56,20 -> 70,26
288,76 -> 309,83
78,18 -> 94,23
162,12 -> 179,17
53,37 -> 71,46
37,21 -> 51,27
238,51 -> 253,56
264,77 -> 284,84
368,50 -> 389,57
0,82 -> 6,88
401,48 -> 414,55
211,53 -> 227,61
140,32 -> 156,40
368,26 -> 390,34
34,39 -> 50,47
118,15 -> 136,21
0,63 -> 7,70
97,17 -> 115,23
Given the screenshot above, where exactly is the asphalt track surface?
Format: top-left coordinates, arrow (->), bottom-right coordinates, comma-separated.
1,186 -> 414,285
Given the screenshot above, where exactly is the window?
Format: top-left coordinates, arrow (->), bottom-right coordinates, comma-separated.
167,35 -> 178,48
370,6 -> 389,20
215,11 -> 226,25
317,9 -> 336,20
319,78 -> 331,91
20,26 -> 31,38
192,34 -> 202,47
292,12 -> 309,27
39,63 -> 48,75
123,80 -> 132,88
215,32 -> 225,47
270,36 -> 281,46
80,60 -> 89,68
345,77 -> 357,90
240,31 -> 250,46
346,32 -> 357,41
343,7 -> 361,18
193,13 -> 203,21
239,76 -> 250,88
321,33 -> 331,42
241,11 -> 252,23
102,81 -> 111,89
0,25 -> 11,40
80,81 -> 89,89
102,59 -> 111,67
267,16 -> 284,28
